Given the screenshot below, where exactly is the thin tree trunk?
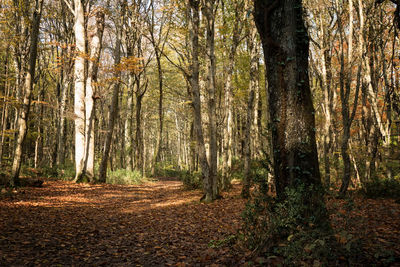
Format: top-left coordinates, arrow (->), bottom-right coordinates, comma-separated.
98,31 -> 122,183
0,51 -> 10,165
188,0 -> 211,202
125,76 -> 134,170
10,0 -> 43,186
203,0 -> 219,200
242,90 -> 254,198
151,51 -> 164,176
134,79 -> 147,175
338,0 -> 361,196
319,11 -> 333,188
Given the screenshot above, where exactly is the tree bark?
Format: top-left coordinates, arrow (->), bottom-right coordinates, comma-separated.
254,0 -> 327,225
10,0 -> 43,186
221,0 -> 244,189
242,90 -> 254,198
79,9 -> 105,181
203,0 -> 219,200
0,49 -> 10,166
73,0 -> 87,181
188,0 -> 212,202
338,0 -> 361,196
98,27 -> 122,183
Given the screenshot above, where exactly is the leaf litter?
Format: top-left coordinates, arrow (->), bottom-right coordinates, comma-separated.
0,177 -> 399,266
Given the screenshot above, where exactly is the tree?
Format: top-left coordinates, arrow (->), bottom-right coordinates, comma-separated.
187,0 -> 212,202
71,0 -> 87,181
10,0 -> 44,186
202,0 -> 219,201
80,7 -> 106,180
253,0 -> 327,221
98,1 -> 123,183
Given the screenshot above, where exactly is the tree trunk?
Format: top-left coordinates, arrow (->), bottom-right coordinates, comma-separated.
10,0 -> 43,186
151,50 -> 164,176
134,79 -> 147,175
98,30 -> 122,183
338,0 -> 361,196
318,10 -> 334,188
242,23 -> 259,198
79,10 -> 105,181
188,0 -> 211,202
203,0 -> 219,200
254,0 -> 327,225
73,0 -> 87,181
0,51 -> 10,166
221,1 -> 244,189
242,90 -> 254,198
125,76 -> 134,170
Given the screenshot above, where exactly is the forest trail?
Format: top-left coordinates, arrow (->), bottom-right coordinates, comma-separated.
0,178 -> 246,266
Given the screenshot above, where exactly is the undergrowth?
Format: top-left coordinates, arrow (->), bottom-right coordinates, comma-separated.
106,169 -> 144,185
240,159 -> 365,265
363,177 -> 400,199
179,170 -> 202,190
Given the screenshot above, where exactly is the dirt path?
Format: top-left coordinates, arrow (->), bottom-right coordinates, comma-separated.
0,178 -> 246,266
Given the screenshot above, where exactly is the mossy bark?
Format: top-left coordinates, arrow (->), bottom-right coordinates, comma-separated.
254,0 -> 328,226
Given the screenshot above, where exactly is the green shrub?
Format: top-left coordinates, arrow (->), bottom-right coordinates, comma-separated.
240,181 -> 359,265
41,166 -> 59,178
179,170 -> 202,190
0,169 -> 9,186
152,162 -> 182,178
363,178 -> 400,199
56,163 -> 76,181
106,169 -> 144,185
230,157 -> 244,180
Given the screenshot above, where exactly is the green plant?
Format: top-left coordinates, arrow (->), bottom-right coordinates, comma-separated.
363,178 -> 400,199
56,163 -> 76,181
208,235 -> 236,248
230,157 -> 244,181
179,170 -> 202,190
240,181 -> 359,265
41,166 -> 59,178
106,169 -> 145,185
0,169 -> 9,186
152,162 -> 182,178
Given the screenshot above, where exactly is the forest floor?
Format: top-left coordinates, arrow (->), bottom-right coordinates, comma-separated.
0,177 -> 400,266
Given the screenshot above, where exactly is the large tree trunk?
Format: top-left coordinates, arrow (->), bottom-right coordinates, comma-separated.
254,0 -> 327,224
10,0 -> 43,186
79,10 -> 105,181
203,0 -> 219,200
188,0 -> 211,202
73,0 -> 87,181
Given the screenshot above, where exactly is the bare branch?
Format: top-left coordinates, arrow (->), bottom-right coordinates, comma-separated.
62,0 -> 75,16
